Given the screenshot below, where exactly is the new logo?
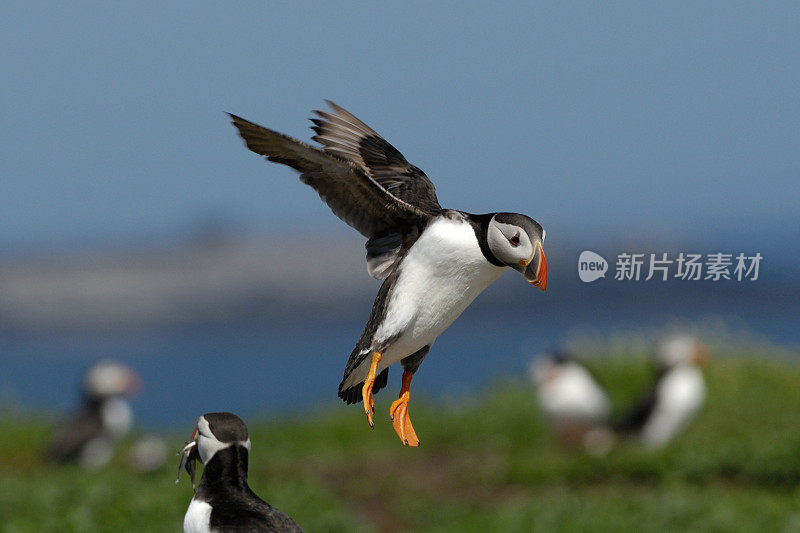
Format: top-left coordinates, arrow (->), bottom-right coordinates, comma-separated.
578,251 -> 608,282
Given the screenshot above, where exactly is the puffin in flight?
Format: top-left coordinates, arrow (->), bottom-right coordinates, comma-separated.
177,412 -> 303,532
229,102 -> 547,446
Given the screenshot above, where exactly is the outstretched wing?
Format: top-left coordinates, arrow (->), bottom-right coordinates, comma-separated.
311,101 -> 442,214
230,113 -> 434,238
230,105 -> 443,278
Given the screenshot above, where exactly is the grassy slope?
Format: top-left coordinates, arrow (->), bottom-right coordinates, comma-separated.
1,354 -> 799,532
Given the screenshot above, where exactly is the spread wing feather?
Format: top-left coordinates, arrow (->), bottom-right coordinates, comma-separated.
229,113 -> 432,242
230,103 -> 444,279
311,101 -> 442,214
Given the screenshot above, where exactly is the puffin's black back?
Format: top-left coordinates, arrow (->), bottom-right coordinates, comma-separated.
195,423 -> 303,532
613,366 -> 669,434
47,398 -> 104,463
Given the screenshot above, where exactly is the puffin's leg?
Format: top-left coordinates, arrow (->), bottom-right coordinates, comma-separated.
389,346 -> 429,446
362,351 -> 382,428
390,370 -> 419,446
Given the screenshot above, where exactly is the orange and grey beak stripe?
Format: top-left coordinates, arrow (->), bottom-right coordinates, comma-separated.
524,242 -> 547,291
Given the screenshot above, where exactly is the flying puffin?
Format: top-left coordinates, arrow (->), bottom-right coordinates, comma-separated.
177,412 -> 303,533
47,360 -> 141,468
229,102 -> 547,446
530,350 -> 614,453
615,336 -> 710,447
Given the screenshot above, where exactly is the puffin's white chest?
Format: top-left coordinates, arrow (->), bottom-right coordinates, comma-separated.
374,216 -> 506,369
183,497 -> 213,533
538,364 -> 611,423
101,397 -> 133,439
641,365 -> 706,446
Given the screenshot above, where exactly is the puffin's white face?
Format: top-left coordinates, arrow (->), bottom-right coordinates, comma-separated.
194,414 -> 251,465
486,213 -> 547,290
176,412 -> 252,489
84,360 -> 141,399
658,336 -> 711,368
529,356 -> 559,386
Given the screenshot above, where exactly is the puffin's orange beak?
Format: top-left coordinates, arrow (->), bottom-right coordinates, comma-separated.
524,242 -> 547,291
693,343 -> 712,367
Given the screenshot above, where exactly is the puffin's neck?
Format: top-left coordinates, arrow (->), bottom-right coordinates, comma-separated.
198,445 -> 251,494
465,212 -> 504,267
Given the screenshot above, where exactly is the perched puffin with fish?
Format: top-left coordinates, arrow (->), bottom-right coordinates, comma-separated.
177,412 -> 303,533
230,102 -> 547,446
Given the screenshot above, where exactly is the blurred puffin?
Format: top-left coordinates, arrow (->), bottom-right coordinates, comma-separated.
530,350 -> 614,453
230,102 -> 547,446
48,360 -> 141,468
177,412 -> 303,533
615,336 -> 710,447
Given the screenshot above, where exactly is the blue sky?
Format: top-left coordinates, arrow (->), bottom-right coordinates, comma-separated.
2,2 -> 798,251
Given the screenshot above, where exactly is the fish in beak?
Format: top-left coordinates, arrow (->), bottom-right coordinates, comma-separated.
524,241 -> 548,291
175,427 -> 200,491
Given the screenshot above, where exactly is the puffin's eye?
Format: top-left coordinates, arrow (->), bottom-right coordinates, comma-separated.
509,233 -> 520,247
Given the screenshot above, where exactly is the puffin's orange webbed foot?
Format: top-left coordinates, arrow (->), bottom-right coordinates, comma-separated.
390,370 -> 419,446
362,351 -> 382,428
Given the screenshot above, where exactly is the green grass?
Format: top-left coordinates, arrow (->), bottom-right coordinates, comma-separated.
2,352 -> 800,532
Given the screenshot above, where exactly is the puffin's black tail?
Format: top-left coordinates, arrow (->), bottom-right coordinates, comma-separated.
338,368 -> 389,405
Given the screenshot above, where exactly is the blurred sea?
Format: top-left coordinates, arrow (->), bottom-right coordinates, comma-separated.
1,234 -> 797,428
2,287 -> 796,429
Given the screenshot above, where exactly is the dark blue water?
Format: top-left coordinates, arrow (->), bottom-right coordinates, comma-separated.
2,280 -> 797,429
1,309 -> 541,428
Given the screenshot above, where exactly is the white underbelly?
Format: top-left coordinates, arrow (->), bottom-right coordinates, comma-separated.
641,366 -> 706,446
344,217 -> 506,387
379,270 -> 496,364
